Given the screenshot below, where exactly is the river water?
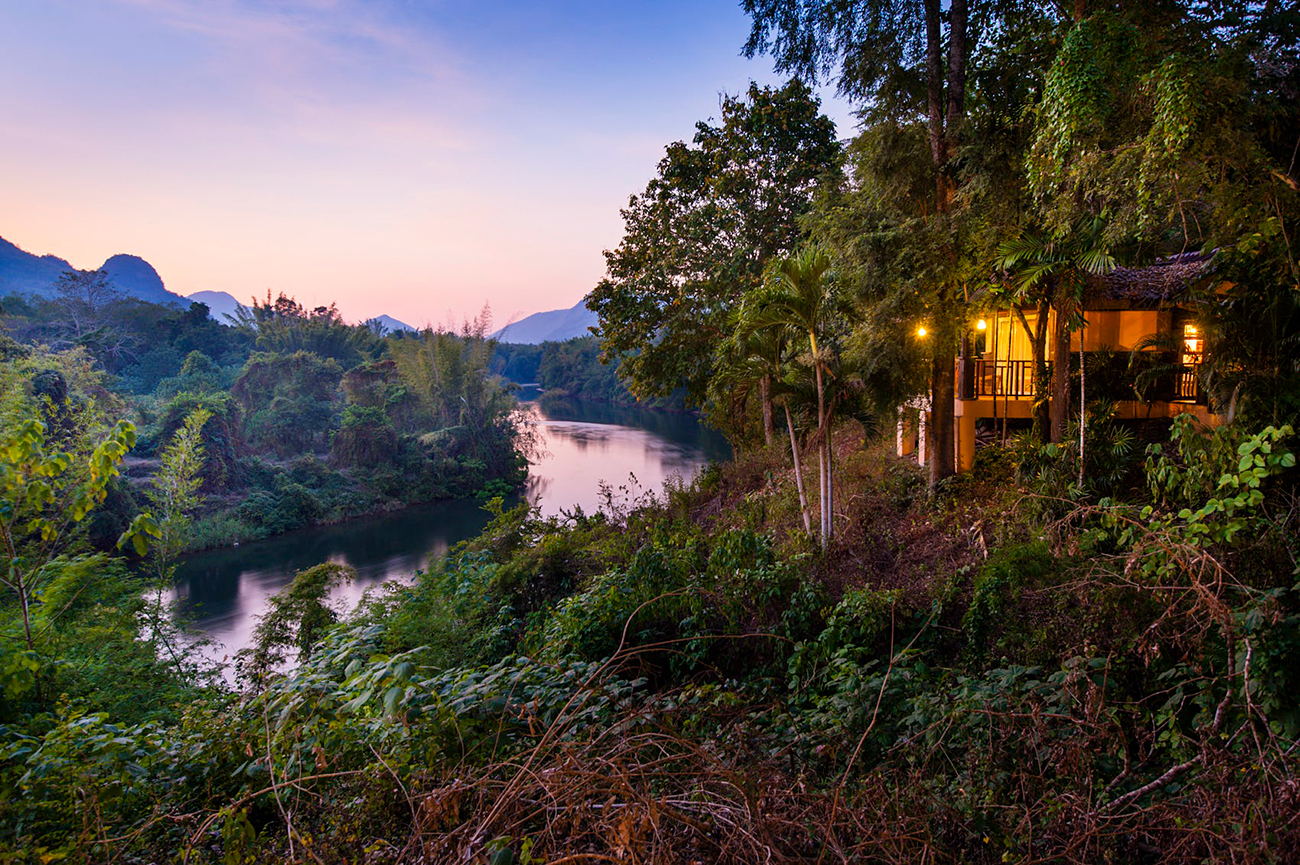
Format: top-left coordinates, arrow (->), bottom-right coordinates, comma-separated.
169,396 -> 728,665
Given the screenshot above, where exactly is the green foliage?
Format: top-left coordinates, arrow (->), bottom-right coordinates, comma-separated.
231,291 -> 378,367
240,562 -> 356,682
232,351 -> 342,457
0,411 -> 137,657
961,541 -> 1058,662
589,80 -> 842,404
329,404 -> 399,468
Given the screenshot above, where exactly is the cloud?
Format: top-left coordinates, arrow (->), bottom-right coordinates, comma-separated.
109,0 -> 481,118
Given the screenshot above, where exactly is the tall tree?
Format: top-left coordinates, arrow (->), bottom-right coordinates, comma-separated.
747,246 -> 846,547
743,0 -> 978,489
588,80 -> 842,406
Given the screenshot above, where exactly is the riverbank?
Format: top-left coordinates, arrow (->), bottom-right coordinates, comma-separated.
169,396 -> 728,661
178,449 -> 524,553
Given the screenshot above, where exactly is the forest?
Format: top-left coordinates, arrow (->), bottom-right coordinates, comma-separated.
3,2 -> 1300,863
0,287 -> 527,551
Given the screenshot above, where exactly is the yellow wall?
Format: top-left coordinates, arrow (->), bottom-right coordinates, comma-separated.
1070,310 -> 1159,351
986,309 -> 1164,360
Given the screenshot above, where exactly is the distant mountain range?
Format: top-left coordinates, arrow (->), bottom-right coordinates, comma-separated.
1,236 -> 185,306
0,235 -> 416,331
492,299 -> 597,344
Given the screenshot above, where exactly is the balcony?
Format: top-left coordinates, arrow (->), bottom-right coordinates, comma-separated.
959,359 -> 1044,399
956,357 -> 1205,404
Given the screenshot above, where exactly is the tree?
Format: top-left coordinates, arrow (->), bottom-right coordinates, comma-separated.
232,351 -> 342,456
51,269 -> 123,340
588,80 -> 842,406
0,413 -> 142,704
744,0 -> 983,489
718,306 -> 814,535
138,409 -> 209,674
746,246 -> 846,548
997,222 -> 1115,488
1022,6 -> 1299,435
231,291 -> 377,367
238,562 -> 356,684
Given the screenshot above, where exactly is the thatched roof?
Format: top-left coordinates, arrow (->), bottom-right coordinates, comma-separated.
1089,251 -> 1213,305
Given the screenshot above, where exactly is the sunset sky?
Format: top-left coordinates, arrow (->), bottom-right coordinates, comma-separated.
0,0 -> 853,328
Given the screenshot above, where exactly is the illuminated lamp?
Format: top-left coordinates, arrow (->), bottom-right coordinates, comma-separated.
976,319 -> 987,331
916,326 -> 928,337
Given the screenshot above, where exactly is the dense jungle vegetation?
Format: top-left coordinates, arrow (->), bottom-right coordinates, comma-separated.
0,289 -> 529,551
3,2 -> 1300,863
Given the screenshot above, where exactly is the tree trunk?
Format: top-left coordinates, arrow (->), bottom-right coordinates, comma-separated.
814,359 -> 829,549
923,0 -> 945,167
785,404 -> 813,537
1050,293 -> 1072,444
1078,319 -> 1087,489
920,0 -> 966,490
760,374 -> 775,447
1014,301 -> 1052,443
929,340 -> 957,491
826,418 -> 834,543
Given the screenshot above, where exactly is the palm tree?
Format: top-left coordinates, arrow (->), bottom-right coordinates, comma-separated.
997,220 -> 1115,485
747,246 -> 841,548
718,317 -> 814,536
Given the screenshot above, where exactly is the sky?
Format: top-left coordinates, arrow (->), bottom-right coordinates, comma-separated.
0,0 -> 855,328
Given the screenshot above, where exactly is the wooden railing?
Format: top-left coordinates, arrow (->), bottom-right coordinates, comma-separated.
959,359 -> 1043,399
957,358 -> 1205,404
1173,363 -> 1201,402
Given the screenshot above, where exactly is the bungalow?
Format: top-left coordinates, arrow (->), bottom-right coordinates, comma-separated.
899,252 -> 1217,470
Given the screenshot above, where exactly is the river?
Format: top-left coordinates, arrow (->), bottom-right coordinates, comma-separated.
169,396 -> 728,666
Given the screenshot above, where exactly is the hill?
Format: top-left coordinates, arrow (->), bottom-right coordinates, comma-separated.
369,313 -> 416,333
186,290 -> 249,323
0,236 -> 74,297
0,235 -> 185,305
491,299 -> 597,344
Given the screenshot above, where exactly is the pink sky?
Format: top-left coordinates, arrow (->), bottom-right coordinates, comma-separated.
0,0 -> 852,328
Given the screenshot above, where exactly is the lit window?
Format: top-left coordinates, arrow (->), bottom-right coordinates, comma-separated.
1181,323 -> 1203,365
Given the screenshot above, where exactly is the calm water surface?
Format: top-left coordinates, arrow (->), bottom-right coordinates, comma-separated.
170,397 -> 727,665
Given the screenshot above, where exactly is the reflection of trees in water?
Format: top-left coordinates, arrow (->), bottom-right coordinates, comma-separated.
537,395 -> 730,462
542,422 -> 615,454
526,474 -> 552,503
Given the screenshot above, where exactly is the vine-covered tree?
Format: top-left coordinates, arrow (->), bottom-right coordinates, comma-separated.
587,80 -> 842,406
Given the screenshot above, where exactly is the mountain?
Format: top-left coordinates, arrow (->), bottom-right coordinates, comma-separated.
101,254 -> 180,305
365,313 -> 416,333
187,290 -> 249,324
491,299 -> 597,344
0,236 -> 74,296
0,235 -> 185,305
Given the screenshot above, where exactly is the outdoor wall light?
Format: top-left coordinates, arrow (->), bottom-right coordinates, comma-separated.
976,319 -> 987,331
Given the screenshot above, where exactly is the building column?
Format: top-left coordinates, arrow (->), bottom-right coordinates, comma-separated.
956,412 -> 978,472
897,407 -> 917,457
917,409 -> 928,467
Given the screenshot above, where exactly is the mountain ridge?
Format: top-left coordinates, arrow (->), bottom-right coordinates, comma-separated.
0,235 -> 186,305
491,299 -> 597,344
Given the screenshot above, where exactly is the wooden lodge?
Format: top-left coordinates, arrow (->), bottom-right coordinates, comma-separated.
900,252 -> 1217,470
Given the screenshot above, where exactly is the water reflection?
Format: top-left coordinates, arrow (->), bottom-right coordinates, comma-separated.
170,397 -> 728,666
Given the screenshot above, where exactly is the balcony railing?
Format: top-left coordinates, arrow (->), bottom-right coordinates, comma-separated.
960,359 -> 1043,399
956,357 -> 1205,404
1173,363 -> 1202,402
